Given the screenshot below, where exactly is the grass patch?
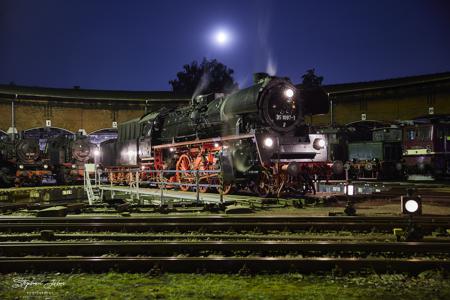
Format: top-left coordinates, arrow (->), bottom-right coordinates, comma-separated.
0,271 -> 449,300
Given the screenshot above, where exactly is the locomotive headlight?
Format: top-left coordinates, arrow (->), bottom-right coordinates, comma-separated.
72,164 -> 76,169
94,149 -> 100,156
19,165 -> 24,169
263,137 -> 274,148
43,164 -> 48,169
313,138 -> 326,150
284,88 -> 294,98
214,142 -> 219,148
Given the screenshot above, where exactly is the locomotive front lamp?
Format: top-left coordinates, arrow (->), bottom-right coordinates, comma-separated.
214,142 -> 220,148
284,88 -> 294,98
19,165 -> 24,169
94,149 -> 100,156
264,137 -> 274,148
43,164 -> 48,169
72,164 -> 76,169
313,138 -> 326,150
169,147 -> 175,152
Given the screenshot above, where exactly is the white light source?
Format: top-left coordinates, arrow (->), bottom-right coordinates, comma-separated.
313,138 -> 326,150
169,147 -> 175,152
19,165 -> 24,169
214,142 -> 220,148
215,30 -> 229,45
317,139 -> 326,148
94,149 -> 100,156
43,164 -> 48,169
264,137 -> 274,148
284,88 -> 294,98
72,164 -> 76,169
345,184 -> 354,196
405,199 -> 419,213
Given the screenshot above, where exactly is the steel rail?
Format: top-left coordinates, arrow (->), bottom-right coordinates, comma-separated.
0,233 -> 403,242
0,221 -> 447,233
0,257 -> 448,274
0,215 -> 449,224
1,241 -> 449,257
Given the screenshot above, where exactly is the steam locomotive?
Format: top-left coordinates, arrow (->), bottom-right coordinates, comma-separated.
0,131 -> 97,187
48,135 -> 98,184
101,73 -> 329,196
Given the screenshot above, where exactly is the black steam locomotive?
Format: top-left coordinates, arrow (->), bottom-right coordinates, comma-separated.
101,73 -> 329,196
0,130 -> 97,187
0,136 -> 51,186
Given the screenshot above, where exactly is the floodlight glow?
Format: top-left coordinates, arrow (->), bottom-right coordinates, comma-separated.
405,199 -> 419,213
94,149 -> 100,156
284,88 -> 294,98
264,137 -> 274,148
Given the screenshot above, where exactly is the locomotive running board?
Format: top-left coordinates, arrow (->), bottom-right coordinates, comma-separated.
152,133 -> 256,149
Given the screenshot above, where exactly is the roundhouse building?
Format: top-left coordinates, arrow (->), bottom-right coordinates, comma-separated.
310,71 -> 450,126
1,71 -> 449,138
0,85 -> 190,140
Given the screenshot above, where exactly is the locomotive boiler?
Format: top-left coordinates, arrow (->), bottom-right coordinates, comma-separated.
102,73 -> 329,196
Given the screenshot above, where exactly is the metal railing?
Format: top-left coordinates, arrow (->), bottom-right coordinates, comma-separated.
100,167 -> 225,205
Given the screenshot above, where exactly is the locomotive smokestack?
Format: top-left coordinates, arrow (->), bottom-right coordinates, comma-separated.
253,72 -> 269,84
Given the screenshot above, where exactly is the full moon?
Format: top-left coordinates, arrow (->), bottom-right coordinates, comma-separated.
215,30 -> 229,45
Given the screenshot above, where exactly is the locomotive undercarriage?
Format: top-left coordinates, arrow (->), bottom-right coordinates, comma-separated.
106,134 -> 328,197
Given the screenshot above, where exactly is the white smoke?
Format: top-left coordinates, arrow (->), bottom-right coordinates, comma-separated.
266,53 -> 277,76
192,72 -> 211,101
257,1 -> 277,76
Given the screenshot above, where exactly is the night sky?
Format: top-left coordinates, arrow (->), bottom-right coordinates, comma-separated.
1,0 -> 450,91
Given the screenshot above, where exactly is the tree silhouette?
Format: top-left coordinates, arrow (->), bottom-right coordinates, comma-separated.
300,69 -> 328,115
301,69 -> 324,87
169,58 -> 238,97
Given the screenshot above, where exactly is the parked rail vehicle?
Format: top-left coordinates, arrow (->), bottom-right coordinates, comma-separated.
48,135 -> 98,184
0,135 -> 51,187
314,126 -> 348,178
347,126 -> 403,180
101,73 -> 330,196
317,121 -> 403,180
402,116 -> 450,180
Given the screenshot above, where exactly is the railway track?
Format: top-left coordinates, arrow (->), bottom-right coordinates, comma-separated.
0,256 -> 448,274
1,241 -> 449,257
0,216 -> 448,233
0,216 -> 448,274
